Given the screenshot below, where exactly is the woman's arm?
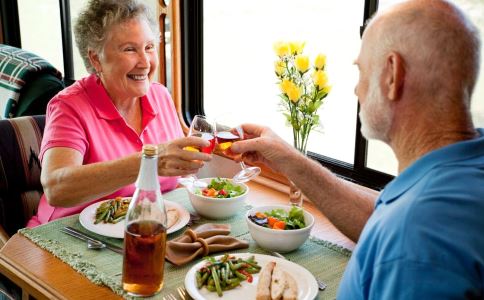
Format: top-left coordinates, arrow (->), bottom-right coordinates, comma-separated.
41,136 -> 211,207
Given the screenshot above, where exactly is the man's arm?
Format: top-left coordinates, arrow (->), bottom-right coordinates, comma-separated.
232,124 -> 377,242
283,152 -> 377,242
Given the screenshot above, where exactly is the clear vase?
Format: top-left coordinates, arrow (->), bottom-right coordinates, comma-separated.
289,179 -> 303,207
288,145 -> 306,207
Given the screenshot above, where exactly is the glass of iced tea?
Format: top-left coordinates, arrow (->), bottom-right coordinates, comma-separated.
216,118 -> 261,183
178,115 -> 216,187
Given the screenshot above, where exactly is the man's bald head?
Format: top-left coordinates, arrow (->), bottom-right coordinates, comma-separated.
366,0 -> 481,104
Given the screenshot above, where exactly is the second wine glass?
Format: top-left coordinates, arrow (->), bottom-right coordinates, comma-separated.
215,117 -> 261,183
178,115 -> 216,188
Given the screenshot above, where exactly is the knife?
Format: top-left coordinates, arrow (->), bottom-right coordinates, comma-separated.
61,226 -> 124,254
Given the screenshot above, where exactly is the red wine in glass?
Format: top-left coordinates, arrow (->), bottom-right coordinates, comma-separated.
193,132 -> 216,154
215,124 -> 261,183
216,131 -> 241,159
178,115 -> 216,188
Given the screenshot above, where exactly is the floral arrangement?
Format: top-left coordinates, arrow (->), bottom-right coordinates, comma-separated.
273,41 -> 331,154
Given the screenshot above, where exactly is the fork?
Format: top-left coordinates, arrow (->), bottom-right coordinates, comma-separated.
177,286 -> 192,300
187,213 -> 201,227
270,251 -> 327,291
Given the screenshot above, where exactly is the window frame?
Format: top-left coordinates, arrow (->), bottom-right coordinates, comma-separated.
179,0 -> 394,190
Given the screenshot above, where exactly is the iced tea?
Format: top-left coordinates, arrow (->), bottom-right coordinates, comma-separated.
122,221 -> 167,297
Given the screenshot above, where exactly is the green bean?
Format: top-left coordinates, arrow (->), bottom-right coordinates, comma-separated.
219,268 -> 226,287
226,278 -> 240,285
196,271 -> 203,289
246,267 -> 260,274
94,208 -> 109,224
200,272 -> 209,286
224,262 -> 230,281
222,281 -> 241,291
206,285 -> 216,292
244,261 -> 262,269
211,267 -> 223,297
207,278 -> 214,287
231,263 -> 244,270
228,260 -> 235,272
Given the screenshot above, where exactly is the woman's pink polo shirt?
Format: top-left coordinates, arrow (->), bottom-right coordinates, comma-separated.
27,74 -> 183,227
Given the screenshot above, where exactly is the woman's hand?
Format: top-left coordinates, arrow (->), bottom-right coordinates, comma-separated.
157,136 -> 212,176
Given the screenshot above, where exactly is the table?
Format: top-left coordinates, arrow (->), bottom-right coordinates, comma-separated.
0,181 -> 355,299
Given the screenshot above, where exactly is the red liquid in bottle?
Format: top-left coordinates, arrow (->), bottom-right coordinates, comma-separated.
122,221 -> 167,297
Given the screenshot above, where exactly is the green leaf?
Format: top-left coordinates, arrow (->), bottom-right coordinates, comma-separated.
317,90 -> 328,99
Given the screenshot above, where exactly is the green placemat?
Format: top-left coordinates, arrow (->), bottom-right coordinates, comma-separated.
19,188 -> 351,299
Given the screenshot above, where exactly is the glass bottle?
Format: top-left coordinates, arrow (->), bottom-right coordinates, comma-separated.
122,144 -> 167,297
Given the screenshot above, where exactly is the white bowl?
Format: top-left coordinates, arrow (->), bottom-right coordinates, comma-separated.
187,178 -> 248,219
246,205 -> 314,253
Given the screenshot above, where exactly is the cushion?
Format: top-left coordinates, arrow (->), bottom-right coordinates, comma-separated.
0,115 -> 45,236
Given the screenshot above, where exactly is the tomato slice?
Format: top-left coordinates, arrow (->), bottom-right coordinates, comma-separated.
239,269 -> 253,283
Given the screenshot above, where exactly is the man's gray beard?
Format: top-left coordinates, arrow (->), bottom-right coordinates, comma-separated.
359,73 -> 393,143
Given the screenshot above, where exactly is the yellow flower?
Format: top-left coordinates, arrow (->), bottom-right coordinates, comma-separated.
295,55 -> 310,73
280,79 -> 301,102
314,53 -> 326,70
286,86 -> 301,103
274,60 -> 285,76
280,79 -> 293,94
273,41 -> 290,57
289,41 -> 305,55
313,70 -> 328,90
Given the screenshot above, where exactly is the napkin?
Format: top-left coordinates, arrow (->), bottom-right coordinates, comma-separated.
165,223 -> 249,266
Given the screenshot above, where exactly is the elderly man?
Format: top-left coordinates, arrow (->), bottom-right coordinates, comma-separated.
232,0 -> 483,298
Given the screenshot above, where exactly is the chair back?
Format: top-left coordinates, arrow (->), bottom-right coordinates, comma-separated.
0,44 -> 64,118
0,115 -> 45,237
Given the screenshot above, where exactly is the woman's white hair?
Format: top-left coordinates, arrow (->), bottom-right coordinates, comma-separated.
74,0 -> 160,74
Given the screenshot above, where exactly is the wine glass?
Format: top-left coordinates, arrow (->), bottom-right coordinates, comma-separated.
215,117 -> 261,183
177,115 -> 216,188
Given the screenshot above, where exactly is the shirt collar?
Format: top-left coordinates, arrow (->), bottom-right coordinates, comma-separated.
84,74 -> 158,121
378,128 -> 484,205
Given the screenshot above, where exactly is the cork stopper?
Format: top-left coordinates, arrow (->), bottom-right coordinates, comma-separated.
142,144 -> 158,157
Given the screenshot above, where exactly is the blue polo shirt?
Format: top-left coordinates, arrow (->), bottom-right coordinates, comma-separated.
338,129 -> 484,299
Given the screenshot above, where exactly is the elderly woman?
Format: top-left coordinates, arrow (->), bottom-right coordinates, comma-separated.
27,0 -> 210,227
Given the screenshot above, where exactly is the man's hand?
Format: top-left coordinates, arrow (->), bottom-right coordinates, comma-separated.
230,123 -> 301,173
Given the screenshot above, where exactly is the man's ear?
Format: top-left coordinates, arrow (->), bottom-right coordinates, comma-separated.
384,51 -> 405,101
88,49 -> 102,73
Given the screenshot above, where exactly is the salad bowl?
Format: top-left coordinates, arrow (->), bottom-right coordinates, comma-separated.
187,177 -> 248,219
246,205 -> 314,253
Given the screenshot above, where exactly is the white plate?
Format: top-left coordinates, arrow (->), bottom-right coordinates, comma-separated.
184,253 -> 318,300
79,198 -> 190,238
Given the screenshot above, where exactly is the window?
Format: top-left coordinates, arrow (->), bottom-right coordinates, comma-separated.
183,0 -> 393,189
182,0 -> 484,189
203,1 -> 363,165
18,0 -> 64,74
5,0 -> 171,88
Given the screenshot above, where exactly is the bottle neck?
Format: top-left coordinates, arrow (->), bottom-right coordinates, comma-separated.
135,154 -> 160,191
